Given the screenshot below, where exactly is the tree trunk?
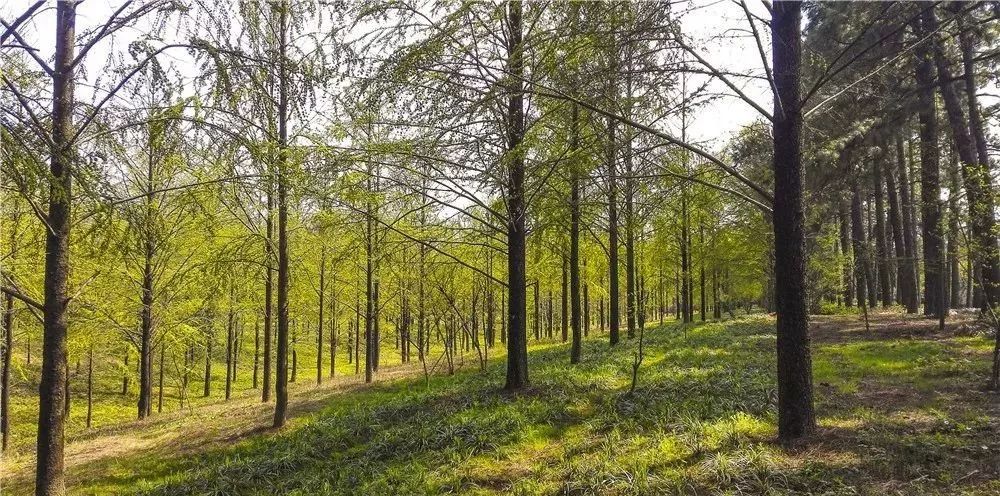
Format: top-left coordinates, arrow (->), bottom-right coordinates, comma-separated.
85,346 -> 93,429
561,257 -> 568,342
915,9 -> 943,318
850,186 -> 870,309
262,178 -> 273,402
838,200 -> 854,307
317,248 -> 325,385
948,154 -> 962,309
157,343 -> 164,413
607,97 -> 620,344
771,0 -> 815,443
896,136 -> 920,313
273,1 -> 290,428
253,319 -> 259,389
874,155 -> 892,307
932,7 -> 999,312
699,223 -> 707,321
503,0 -> 529,390
225,302 -> 234,401
886,141 -> 908,307
37,2 -> 76,491
569,108 -> 582,362
203,330 -> 212,397
1,292 -> 12,451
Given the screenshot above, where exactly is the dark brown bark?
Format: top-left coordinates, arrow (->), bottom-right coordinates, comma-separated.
570,106 -> 582,364
851,187 -> 870,310
503,0 -> 529,390
260,177 -> 274,403
886,141 -> 909,307
607,111 -> 620,345
931,7 -> 1000,312
1,293 -> 11,450
700,223 -> 707,321
680,191 -> 691,323
273,1 -> 290,428
203,330 -> 212,397
915,9 -> 943,318
948,155 -> 962,309
561,257 -> 568,343
225,301 -> 234,401
896,136 -> 920,313
37,2 -> 76,491
252,319 -> 259,389
874,156 -> 892,307
85,346 -> 92,429
157,343 -> 164,413
838,200 -> 854,307
317,248 -> 325,385
771,0 -> 815,443
262,178 -> 273,403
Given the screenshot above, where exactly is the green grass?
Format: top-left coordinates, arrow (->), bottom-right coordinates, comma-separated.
6,313 -> 1000,495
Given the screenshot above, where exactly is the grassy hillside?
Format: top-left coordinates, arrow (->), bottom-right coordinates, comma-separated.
3,313 -> 999,495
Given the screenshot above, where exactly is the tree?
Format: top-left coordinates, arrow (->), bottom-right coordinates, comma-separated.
771,0 -> 815,442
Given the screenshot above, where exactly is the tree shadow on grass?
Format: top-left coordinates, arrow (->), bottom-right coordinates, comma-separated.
59,315 -> 999,495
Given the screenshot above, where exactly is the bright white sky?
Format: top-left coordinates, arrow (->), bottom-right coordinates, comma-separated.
3,0 -> 772,152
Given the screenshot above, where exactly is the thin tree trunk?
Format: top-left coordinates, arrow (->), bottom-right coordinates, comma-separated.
838,201 -> 853,307
886,142 -> 908,307
570,104 -> 581,364
896,136 -> 919,313
253,319 -> 259,389
561,256 -> 569,343
1,292 -> 12,450
85,345 -> 93,429
273,1 -> 291,428
700,223 -> 707,321
317,248 -> 325,385
203,329 -> 212,398
225,302 -> 234,401
262,179 -> 273,402
915,9 -> 943,317
157,343 -> 164,413
851,186 -> 871,308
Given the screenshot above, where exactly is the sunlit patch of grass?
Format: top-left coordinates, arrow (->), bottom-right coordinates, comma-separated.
10,313 -> 995,495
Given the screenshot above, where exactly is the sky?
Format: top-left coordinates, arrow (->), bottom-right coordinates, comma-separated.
2,0 -> 773,153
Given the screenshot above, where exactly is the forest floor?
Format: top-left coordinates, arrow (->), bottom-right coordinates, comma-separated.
2,310 -> 999,495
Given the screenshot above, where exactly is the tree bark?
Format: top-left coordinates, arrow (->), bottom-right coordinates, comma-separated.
1,293 -> 12,450
262,178 -> 273,403
896,136 -> 920,313
273,1 -> 291,428
771,0 -> 815,443
886,141 -> 909,307
838,200 -> 854,307
37,2 -> 76,492
915,9 -> 943,318
317,248 -> 325,385
203,329 -> 212,397
850,187 -> 870,311
85,346 -> 93,429
569,106 -> 582,364
503,0 -> 529,390
931,7 -> 1000,312
873,155 -> 892,307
